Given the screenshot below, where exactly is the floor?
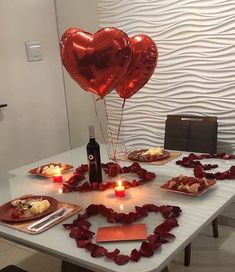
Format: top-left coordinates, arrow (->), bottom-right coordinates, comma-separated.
0,224 -> 234,272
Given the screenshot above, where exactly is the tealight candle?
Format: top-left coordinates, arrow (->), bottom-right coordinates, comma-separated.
53,168 -> 63,183
114,180 -> 125,197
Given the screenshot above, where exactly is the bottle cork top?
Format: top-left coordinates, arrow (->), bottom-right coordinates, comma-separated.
89,126 -> 95,138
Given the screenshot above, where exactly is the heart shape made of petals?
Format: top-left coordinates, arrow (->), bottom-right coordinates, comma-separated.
63,203 -> 182,266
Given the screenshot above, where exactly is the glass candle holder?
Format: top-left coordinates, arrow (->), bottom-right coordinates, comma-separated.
114,180 -> 126,197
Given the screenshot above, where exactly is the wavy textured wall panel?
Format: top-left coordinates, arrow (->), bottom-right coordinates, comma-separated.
98,0 -> 235,152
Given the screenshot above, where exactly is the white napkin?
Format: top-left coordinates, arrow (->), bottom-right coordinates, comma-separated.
27,207 -> 73,233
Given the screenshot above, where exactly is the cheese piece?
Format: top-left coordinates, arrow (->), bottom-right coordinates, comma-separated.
187,183 -> 200,193
30,199 -> 50,215
143,147 -> 163,156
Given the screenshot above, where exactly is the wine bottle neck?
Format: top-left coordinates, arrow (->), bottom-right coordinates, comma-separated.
88,125 -> 95,139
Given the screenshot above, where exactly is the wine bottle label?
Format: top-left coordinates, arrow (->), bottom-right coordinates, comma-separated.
88,154 -> 94,160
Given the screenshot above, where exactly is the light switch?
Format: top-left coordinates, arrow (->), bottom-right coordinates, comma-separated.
25,41 -> 43,62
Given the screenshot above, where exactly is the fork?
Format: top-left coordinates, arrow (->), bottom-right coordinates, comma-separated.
31,208 -> 67,229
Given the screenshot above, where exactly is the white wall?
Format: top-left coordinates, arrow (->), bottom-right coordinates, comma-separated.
0,0 -> 70,173
98,0 -> 235,153
55,0 -> 108,148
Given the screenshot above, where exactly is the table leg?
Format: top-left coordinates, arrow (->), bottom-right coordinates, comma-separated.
62,260 -> 93,272
184,243 -> 191,267
212,218 -> 219,238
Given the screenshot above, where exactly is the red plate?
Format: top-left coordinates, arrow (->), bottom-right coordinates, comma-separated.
160,179 -> 217,196
0,195 -> 58,222
128,149 -> 170,162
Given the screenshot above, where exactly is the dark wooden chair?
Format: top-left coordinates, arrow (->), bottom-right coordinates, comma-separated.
164,115 -> 218,153
164,114 -> 219,267
0,265 -> 28,272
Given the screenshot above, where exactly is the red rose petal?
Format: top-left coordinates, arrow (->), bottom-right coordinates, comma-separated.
107,213 -> 117,223
91,246 -> 107,257
130,162 -> 142,172
139,241 -> 154,257
108,164 -> 119,177
105,249 -> 120,260
165,218 -> 179,228
147,234 -> 158,243
85,243 -> 98,252
120,213 -> 135,224
135,206 -> 148,217
143,204 -> 158,212
144,172 -> 156,181
86,204 -> 99,216
63,223 -> 75,230
76,164 -> 88,173
159,232 -> 175,240
229,166 -> 235,178
114,255 -> 130,265
130,249 -> 141,262
150,242 -> 162,251
194,165 -> 206,178
77,220 -> 91,228
69,226 -> 82,239
91,182 -> 99,190
83,229 -> 95,239
76,239 -> 91,248
99,184 -> 106,191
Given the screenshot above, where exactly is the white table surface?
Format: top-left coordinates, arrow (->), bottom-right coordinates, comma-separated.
0,145 -> 234,272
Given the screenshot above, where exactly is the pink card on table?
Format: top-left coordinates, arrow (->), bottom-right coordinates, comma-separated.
96,224 -> 147,242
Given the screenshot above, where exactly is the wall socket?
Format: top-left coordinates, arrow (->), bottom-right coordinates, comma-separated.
25,41 -> 43,62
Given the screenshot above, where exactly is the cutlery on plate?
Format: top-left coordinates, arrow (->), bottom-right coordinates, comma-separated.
31,208 -> 67,229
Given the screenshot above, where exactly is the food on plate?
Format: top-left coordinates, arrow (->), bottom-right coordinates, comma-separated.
36,162 -> 66,176
11,197 -> 43,209
128,147 -> 169,162
29,162 -> 72,177
142,147 -> 163,156
30,200 -> 50,215
11,197 -> 51,217
163,175 -> 213,194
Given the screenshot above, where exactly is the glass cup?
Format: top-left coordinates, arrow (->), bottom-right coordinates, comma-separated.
108,142 -> 127,160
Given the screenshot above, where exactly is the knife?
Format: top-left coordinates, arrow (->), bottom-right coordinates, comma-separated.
31,208 -> 67,230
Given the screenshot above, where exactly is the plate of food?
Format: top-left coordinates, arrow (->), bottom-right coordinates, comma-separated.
128,147 -> 170,162
0,195 -> 58,222
160,175 -> 216,196
28,162 -> 73,178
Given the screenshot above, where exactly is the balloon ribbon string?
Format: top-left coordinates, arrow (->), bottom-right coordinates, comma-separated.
92,94 -> 108,156
103,98 -> 116,162
114,99 -> 125,158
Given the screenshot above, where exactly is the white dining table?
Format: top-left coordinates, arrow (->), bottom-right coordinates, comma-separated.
0,145 -> 234,272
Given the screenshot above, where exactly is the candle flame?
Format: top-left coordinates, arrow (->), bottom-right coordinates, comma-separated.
119,204 -> 124,211
58,188 -> 63,194
117,179 -> 122,187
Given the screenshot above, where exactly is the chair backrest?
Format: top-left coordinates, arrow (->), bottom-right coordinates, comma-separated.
164,115 -> 218,153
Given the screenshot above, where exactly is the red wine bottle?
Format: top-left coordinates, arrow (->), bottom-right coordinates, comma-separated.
86,126 -> 102,184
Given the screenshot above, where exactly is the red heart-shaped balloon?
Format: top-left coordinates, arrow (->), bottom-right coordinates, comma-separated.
115,34 -> 158,99
60,27 -> 132,98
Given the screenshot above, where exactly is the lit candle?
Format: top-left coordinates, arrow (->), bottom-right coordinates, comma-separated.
114,180 -> 126,197
53,167 -> 63,183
